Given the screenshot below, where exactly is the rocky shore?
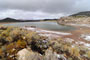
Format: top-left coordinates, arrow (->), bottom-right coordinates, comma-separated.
58,17 -> 90,27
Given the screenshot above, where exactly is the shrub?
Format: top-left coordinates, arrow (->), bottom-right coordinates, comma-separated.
86,51 -> 90,58
0,26 -> 89,60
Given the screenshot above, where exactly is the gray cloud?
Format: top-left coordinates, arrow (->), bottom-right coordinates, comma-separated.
0,9 -> 64,19
0,0 -> 90,19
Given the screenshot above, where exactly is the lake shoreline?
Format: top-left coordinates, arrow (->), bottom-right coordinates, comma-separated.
1,21 -> 90,49
24,26 -> 90,50
0,22 -> 90,60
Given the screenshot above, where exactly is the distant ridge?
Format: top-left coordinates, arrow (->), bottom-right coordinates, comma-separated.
70,11 -> 90,17
0,18 -> 22,22
0,17 -> 58,22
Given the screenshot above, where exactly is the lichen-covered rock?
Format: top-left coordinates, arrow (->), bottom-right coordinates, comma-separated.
44,48 -> 67,60
44,49 -> 58,60
17,49 -> 42,60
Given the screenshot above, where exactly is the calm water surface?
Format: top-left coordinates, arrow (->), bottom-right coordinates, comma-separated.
3,22 -> 76,31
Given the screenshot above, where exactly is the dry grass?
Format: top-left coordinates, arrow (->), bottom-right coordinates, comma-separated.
0,26 -> 89,60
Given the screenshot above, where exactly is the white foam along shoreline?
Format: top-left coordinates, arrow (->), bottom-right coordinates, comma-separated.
23,27 -> 90,50
23,27 -> 71,36
68,24 -> 90,27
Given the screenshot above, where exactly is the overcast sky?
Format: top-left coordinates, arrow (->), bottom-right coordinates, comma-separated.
0,0 -> 90,19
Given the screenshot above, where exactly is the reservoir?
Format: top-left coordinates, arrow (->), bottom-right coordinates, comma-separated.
3,21 -> 76,31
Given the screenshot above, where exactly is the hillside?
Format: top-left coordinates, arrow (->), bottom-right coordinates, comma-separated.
58,11 -> 90,26
0,18 -> 22,22
71,11 -> 90,17
0,26 -> 89,60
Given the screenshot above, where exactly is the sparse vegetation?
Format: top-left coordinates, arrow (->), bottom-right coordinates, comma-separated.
0,26 -> 89,60
71,11 -> 90,17
58,11 -> 90,25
